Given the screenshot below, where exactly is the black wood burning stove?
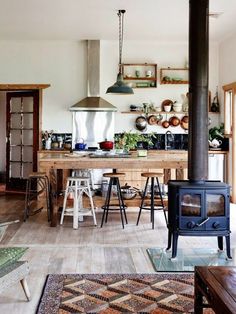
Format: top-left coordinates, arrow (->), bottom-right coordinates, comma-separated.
167,0 -> 231,259
167,180 -> 231,258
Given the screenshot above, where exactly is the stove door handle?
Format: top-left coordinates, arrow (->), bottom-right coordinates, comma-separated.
196,217 -> 210,227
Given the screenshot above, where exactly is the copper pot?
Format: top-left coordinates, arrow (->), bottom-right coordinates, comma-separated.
181,115 -> 189,130
162,120 -> 170,128
169,116 -> 180,127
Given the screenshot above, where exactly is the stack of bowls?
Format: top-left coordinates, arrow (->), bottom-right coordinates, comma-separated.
173,102 -> 183,112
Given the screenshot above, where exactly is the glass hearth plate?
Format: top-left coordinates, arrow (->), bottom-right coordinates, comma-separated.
147,247 -> 236,272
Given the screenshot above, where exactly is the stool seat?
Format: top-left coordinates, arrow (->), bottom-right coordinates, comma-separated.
103,172 -> 125,178
71,169 -> 95,190
141,172 -> 163,178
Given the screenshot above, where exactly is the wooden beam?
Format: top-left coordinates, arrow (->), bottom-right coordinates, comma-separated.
0,84 -> 50,90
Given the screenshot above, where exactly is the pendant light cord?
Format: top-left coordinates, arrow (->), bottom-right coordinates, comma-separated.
118,10 -> 125,73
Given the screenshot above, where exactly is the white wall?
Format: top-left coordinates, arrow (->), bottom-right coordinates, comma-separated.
100,40 -> 220,133
219,32 -> 236,90
0,40 -> 87,132
0,39 -> 219,135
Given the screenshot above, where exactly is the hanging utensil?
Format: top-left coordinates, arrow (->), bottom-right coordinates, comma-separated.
162,113 -> 169,128
148,114 -> 158,125
135,116 -> 147,131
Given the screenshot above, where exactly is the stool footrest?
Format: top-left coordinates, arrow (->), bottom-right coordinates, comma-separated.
102,204 -> 127,210
140,206 -> 165,211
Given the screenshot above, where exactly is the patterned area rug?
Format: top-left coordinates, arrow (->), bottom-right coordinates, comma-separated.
36,273 -> 214,313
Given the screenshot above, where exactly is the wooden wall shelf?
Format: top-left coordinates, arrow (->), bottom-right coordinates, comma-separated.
121,111 -> 187,115
160,67 -> 189,85
121,63 -> 157,88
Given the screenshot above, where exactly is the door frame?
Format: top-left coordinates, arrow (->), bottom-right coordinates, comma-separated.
0,84 -> 50,192
6,91 -> 39,191
223,82 -> 236,203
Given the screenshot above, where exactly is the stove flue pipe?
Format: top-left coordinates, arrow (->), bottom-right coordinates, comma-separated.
188,0 -> 209,183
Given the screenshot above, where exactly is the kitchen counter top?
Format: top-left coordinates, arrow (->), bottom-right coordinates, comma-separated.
38,151 -> 188,170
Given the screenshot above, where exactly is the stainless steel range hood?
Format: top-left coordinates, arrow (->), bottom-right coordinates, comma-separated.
70,40 -> 117,112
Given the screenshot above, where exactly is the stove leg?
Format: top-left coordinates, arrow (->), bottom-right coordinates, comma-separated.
171,233 -> 178,258
225,235 -> 232,259
166,229 -> 172,251
217,236 -> 223,251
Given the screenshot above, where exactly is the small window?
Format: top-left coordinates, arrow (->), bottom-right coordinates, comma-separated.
224,89 -> 233,135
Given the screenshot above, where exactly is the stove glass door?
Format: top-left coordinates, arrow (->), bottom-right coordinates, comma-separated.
181,193 -> 201,216
206,194 -> 225,216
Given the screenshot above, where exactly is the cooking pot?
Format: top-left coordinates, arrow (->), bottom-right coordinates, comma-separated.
181,115 -> 189,130
135,116 -> 147,131
99,140 -> 114,150
169,116 -> 180,127
162,120 -> 170,128
121,183 -> 138,200
148,115 -> 158,125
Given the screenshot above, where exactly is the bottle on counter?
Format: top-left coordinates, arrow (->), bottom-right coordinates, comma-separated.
45,138 -> 52,150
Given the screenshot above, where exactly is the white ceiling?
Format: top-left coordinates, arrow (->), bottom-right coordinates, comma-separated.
0,0 -> 236,42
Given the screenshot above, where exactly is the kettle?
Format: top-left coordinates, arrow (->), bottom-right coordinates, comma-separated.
208,139 -> 222,148
75,138 -> 87,150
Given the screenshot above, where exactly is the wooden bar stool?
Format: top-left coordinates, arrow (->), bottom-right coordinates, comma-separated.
100,172 -> 128,229
136,172 -> 167,229
60,176 -> 97,229
71,169 -> 95,190
24,172 -> 50,222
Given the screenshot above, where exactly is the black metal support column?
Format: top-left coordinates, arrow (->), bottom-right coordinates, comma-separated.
188,0 -> 209,182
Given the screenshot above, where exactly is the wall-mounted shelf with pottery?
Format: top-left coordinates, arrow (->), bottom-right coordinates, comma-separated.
121,63 -> 157,88
160,67 -> 189,84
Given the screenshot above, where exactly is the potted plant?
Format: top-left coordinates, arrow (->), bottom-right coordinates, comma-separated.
208,123 -> 225,149
209,123 -> 224,141
114,131 -> 155,152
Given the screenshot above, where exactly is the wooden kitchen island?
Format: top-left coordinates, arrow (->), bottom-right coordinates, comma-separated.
38,151 -> 188,226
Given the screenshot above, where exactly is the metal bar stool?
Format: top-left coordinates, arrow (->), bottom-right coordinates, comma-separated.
24,172 -> 50,222
60,176 -> 97,229
136,172 -> 167,229
100,172 -> 128,229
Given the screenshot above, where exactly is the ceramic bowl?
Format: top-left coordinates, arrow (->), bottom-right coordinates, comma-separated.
164,105 -> 172,112
121,190 -> 137,200
173,104 -> 182,112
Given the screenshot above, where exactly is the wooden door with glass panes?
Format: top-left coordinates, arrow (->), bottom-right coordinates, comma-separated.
6,91 -> 39,191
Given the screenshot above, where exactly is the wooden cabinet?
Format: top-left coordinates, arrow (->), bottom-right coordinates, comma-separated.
160,67 -> 189,84
121,63 -> 157,88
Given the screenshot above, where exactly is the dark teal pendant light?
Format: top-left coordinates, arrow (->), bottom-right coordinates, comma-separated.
106,10 -> 134,94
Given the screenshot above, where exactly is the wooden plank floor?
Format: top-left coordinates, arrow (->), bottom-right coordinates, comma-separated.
0,194 -> 235,313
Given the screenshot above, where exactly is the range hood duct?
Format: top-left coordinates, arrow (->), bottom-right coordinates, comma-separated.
70,40 -> 117,112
